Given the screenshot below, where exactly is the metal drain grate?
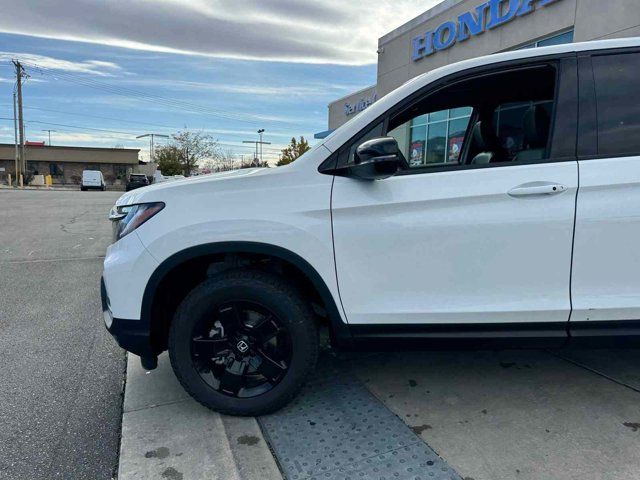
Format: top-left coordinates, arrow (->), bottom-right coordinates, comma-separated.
259,354 -> 462,480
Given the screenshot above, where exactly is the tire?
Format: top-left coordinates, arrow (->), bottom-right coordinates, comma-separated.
169,269 -> 319,416
80,186 -> 86,191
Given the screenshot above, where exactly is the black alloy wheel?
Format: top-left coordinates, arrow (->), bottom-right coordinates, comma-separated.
190,301 -> 292,398
169,269 -> 319,416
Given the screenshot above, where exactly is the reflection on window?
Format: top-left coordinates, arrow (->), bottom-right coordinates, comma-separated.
407,107 -> 472,167
592,52 -> 640,157
493,101 -> 553,161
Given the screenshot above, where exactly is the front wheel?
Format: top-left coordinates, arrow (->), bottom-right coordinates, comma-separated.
169,270 -> 319,416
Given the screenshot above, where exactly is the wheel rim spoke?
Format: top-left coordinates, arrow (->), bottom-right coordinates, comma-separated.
255,349 -> 287,383
218,360 -> 246,395
248,316 -> 279,344
192,337 -> 228,359
218,304 -> 244,334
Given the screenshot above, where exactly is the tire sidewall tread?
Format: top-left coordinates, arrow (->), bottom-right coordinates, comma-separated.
168,269 -> 318,416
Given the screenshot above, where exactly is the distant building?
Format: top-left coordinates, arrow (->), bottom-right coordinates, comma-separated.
0,143 -> 140,186
318,0 -> 640,138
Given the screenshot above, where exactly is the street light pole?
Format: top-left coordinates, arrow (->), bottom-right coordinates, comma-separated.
258,129 -> 265,163
136,133 -> 170,162
243,130 -> 271,166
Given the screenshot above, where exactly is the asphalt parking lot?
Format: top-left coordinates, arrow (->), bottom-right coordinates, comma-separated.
1,189 -> 639,480
0,189 -> 125,480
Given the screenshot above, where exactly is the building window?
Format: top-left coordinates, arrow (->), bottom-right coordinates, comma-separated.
49,163 -> 64,177
519,30 -> 574,50
115,165 -> 127,179
406,108 -> 473,167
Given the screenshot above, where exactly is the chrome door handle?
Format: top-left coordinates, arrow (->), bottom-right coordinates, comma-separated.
508,182 -> 567,198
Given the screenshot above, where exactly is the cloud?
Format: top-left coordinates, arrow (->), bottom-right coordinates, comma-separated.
0,1 -> 440,65
122,78 -> 364,98
0,52 -> 122,76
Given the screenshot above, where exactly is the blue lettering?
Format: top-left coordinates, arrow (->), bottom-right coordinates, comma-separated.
518,0 -> 536,15
458,2 -> 490,42
434,22 -> 457,50
410,0 -> 564,62
487,0 -> 520,30
519,0 -> 561,16
412,32 -> 434,61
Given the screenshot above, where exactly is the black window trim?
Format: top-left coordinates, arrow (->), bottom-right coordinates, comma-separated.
577,46 -> 640,162
320,52 -> 578,177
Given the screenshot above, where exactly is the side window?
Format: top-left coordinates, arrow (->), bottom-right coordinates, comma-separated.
492,100 -> 554,161
592,52 -> 640,157
389,108 -> 473,168
385,64 -> 557,171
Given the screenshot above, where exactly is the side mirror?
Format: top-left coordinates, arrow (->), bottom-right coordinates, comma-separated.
350,137 -> 402,180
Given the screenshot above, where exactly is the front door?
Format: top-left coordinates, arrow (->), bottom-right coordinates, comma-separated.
331,59 -> 578,329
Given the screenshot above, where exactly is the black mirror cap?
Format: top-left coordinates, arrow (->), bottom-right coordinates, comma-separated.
352,137 -> 401,180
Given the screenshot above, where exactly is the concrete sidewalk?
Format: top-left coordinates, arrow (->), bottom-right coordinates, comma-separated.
118,347 -> 640,480
118,354 -> 282,480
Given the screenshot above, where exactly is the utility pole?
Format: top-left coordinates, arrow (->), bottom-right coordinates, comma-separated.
136,133 -> 169,162
13,60 -> 27,176
42,130 -> 56,146
13,91 -> 19,183
243,129 -> 271,166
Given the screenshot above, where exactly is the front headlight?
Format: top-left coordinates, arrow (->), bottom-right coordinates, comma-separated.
109,202 -> 165,241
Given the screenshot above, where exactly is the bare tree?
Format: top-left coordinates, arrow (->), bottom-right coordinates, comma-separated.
171,131 -> 219,176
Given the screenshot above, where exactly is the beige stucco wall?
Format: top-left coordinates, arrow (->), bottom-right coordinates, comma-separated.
0,144 -> 139,165
327,0 -> 640,129
0,144 -> 139,185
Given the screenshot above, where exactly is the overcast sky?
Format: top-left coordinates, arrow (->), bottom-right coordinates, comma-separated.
0,0 -> 439,162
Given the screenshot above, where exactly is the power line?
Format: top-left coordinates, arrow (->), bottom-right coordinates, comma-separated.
0,103 -> 278,141
0,117 -> 282,155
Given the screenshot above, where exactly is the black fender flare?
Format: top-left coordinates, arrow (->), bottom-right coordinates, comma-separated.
141,241 -> 353,347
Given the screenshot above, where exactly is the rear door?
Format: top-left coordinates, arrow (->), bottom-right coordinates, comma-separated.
571,49 -> 640,327
330,57 -> 579,331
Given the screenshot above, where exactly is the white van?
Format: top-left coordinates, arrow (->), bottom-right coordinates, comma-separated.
81,170 -> 106,191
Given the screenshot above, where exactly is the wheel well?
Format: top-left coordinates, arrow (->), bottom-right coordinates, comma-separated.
147,250 -> 343,353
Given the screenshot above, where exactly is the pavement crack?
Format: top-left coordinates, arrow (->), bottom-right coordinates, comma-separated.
545,349 -> 640,395
59,210 -> 89,235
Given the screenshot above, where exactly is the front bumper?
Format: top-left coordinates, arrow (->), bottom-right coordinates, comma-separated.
101,276 -> 155,361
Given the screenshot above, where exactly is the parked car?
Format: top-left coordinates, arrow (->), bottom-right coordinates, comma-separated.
126,173 -> 150,191
80,170 -> 106,191
103,38 -> 640,416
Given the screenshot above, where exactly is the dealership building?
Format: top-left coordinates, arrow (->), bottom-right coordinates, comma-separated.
0,143 -> 140,186
318,0 -> 640,140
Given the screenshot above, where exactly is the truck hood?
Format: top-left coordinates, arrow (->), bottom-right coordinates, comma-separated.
115,168 -> 268,206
